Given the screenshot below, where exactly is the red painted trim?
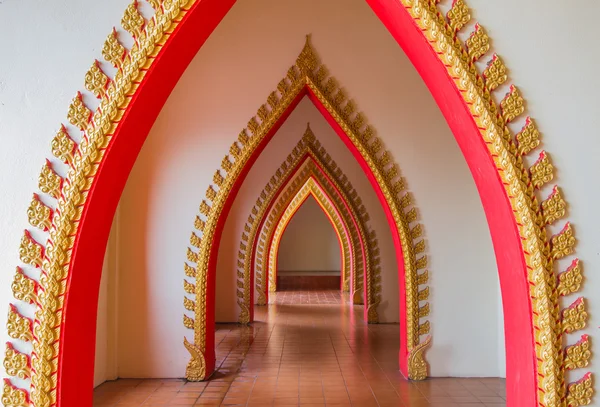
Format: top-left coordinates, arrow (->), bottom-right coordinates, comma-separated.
366,0 -> 535,404
51,0 -> 536,405
56,1 -> 236,405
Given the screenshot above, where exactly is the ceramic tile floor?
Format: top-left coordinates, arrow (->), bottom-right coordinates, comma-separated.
94,290 -> 505,406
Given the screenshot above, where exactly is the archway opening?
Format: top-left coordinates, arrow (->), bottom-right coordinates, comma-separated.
5,0 -> 587,406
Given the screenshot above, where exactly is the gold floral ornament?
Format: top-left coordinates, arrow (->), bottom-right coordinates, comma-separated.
84,60 -> 110,99
567,372 -> 594,407
408,335 -> 432,380
67,92 -> 92,131
121,1 -> 145,39
27,194 -> 53,231
562,297 -> 588,334
18,231 -> 44,268
7,305 -> 33,342
482,55 -> 508,92
564,335 -> 592,371
529,151 -> 554,190
102,28 -> 126,68
11,267 -> 39,305
558,259 -> 583,297
500,85 -> 525,124
1,380 -> 29,407
542,186 -> 566,225
50,125 -> 76,165
465,23 -> 490,61
551,222 -> 576,260
4,343 -> 31,380
515,117 -> 541,156
446,0 -> 470,32
38,160 -> 63,199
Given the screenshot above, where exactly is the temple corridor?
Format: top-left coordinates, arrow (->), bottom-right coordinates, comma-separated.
93,290 -> 505,406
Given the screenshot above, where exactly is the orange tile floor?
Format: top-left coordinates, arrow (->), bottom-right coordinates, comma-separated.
94,290 -> 505,406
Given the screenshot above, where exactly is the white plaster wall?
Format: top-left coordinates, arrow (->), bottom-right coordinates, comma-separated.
2,0 -> 597,386
277,196 -> 342,274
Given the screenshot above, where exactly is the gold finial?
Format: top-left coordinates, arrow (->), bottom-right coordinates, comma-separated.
296,34 -> 318,74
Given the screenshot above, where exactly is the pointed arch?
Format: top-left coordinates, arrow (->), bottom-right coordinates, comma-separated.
267,178 -> 351,294
3,0 -> 591,406
234,126 -> 383,325
180,40 -> 429,382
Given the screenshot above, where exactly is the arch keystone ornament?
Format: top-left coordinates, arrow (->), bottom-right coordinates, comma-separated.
2,0 -> 593,406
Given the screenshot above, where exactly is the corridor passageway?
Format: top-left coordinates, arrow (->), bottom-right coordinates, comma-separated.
93,291 -> 505,406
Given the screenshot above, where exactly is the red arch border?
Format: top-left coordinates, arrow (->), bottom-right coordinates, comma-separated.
54,1 -> 534,406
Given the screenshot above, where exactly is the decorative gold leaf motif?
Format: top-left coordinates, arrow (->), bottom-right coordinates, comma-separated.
558,259 -> 583,297
11,267 -> 39,305
566,372 -> 594,407
7,305 -> 33,342
414,240 -> 426,254
19,231 -> 43,268
121,0 -> 145,39
27,194 -> 53,231
84,60 -> 110,98
446,0 -> 470,32
407,335 -> 432,380
542,186 -> 566,225
515,117 -> 541,156
1,379 -> 29,407
529,151 -> 554,190
183,297 -> 195,311
564,335 -> 591,371
186,248 -> 199,264
184,337 -> 206,381
410,224 -> 422,239
466,24 -> 490,61
199,201 -> 211,216
562,298 -> 588,334
67,92 -> 92,131
102,28 -> 126,68
183,280 -> 195,294
50,125 -> 76,164
417,287 -> 429,301
419,303 -> 430,317
39,160 -> 63,199
417,270 -> 429,285
416,256 -> 427,270
406,208 -> 418,223
500,85 -> 524,124
183,315 -> 194,330
551,222 -> 576,260
190,232 -> 201,248
184,263 -> 196,279
419,321 -> 430,335
213,170 -> 224,187
194,216 -> 205,231
4,343 -> 31,379
482,54 -> 507,92
206,186 -> 217,202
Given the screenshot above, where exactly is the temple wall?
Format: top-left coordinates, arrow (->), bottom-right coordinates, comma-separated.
0,0 -> 598,388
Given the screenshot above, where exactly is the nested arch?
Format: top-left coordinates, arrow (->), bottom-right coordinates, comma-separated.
267,178 -> 351,294
233,126 -> 383,325
2,0 -> 592,406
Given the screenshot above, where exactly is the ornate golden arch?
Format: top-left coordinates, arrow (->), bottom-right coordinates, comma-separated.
234,126 -> 384,325
182,38 -> 429,379
2,0 -> 593,405
267,178 -> 351,291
